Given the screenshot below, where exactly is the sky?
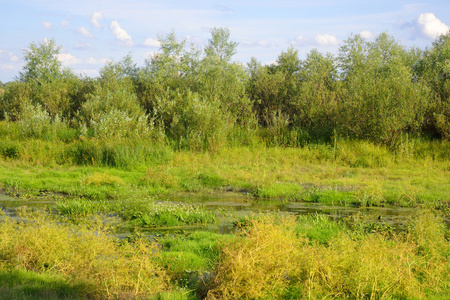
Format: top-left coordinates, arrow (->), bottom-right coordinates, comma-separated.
1,0 -> 450,83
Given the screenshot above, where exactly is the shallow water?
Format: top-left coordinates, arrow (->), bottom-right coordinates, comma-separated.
0,191 -> 443,235
160,192 -> 435,232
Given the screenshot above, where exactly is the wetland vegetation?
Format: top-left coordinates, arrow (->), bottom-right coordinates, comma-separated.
0,28 -> 450,299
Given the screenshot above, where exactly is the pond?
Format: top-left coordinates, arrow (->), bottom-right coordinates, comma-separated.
0,191 -> 444,236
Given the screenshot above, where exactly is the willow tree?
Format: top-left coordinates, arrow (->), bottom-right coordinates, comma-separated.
1,39 -> 80,121
337,33 -> 429,146
414,32 -> 450,139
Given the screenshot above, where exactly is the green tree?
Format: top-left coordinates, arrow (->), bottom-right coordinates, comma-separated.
414,32 -> 450,139
1,39 -> 82,121
195,28 -> 251,124
249,47 -> 301,130
137,30 -> 193,115
338,33 -> 429,145
78,56 -> 150,139
205,27 -> 238,62
19,38 -> 64,84
295,49 -> 339,139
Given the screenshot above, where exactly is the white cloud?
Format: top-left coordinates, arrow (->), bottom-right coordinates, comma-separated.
241,39 -> 270,47
56,52 -> 82,65
144,51 -> 158,60
109,20 -> 133,45
185,35 -> 203,46
290,34 -> 338,47
265,60 -> 278,66
73,68 -> 99,76
258,40 -> 269,47
61,20 -> 68,27
144,38 -> 161,47
360,30 -> 375,39
42,21 -> 52,29
417,13 -> 450,39
0,49 -> 19,62
314,34 -> 339,46
91,11 -> 103,28
290,35 -> 306,46
78,27 -> 93,38
0,64 -> 14,70
87,57 -> 109,64
73,42 -> 92,50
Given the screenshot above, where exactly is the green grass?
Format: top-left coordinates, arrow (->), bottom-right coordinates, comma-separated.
55,196 -> 217,228
1,205 -> 450,299
1,138 -> 450,208
295,213 -> 346,245
253,182 -> 304,200
0,269 -> 82,300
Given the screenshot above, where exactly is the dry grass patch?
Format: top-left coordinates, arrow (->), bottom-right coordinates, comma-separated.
82,172 -> 125,186
208,212 -> 450,299
0,209 -> 169,299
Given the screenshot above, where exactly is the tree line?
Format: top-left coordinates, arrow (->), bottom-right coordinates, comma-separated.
1,28 -> 450,150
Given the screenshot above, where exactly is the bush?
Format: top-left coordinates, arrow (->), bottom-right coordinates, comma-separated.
77,58 -> 152,140
337,33 -> 429,146
17,102 -> 68,140
154,90 -> 231,151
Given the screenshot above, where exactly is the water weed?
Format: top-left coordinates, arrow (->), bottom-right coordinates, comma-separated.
54,196 -> 217,228
123,200 -> 217,227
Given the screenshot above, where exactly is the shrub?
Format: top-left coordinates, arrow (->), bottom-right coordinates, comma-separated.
337,33 -> 429,146
208,216 -> 305,299
154,90 -> 231,151
17,102 -> 68,140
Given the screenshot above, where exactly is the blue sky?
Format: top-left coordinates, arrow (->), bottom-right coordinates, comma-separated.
1,0 -> 449,82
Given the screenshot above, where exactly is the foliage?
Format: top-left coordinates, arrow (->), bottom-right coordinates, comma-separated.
78,58 -> 151,140
18,38 -> 64,84
54,196 -> 217,227
295,49 -> 339,139
415,32 -> 450,139
3,30 -> 450,147
121,199 -> 216,227
153,90 -> 231,151
17,102 -> 67,139
208,213 -> 450,299
0,210 -> 169,299
337,33 -> 429,146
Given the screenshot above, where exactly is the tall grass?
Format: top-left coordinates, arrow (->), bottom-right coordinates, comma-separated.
208,212 -> 450,299
0,206 -> 450,299
0,209 -> 169,299
1,127 -> 449,207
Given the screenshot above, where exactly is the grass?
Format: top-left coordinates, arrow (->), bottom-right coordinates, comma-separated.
208,212 -> 450,299
1,206 -> 450,299
1,138 -> 449,208
55,197 -> 217,228
295,213 -> 346,245
0,209 -> 169,299
2,120 -> 450,298
0,269 -> 83,300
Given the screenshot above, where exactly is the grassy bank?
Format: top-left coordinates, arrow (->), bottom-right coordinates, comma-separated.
1,136 -> 449,207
